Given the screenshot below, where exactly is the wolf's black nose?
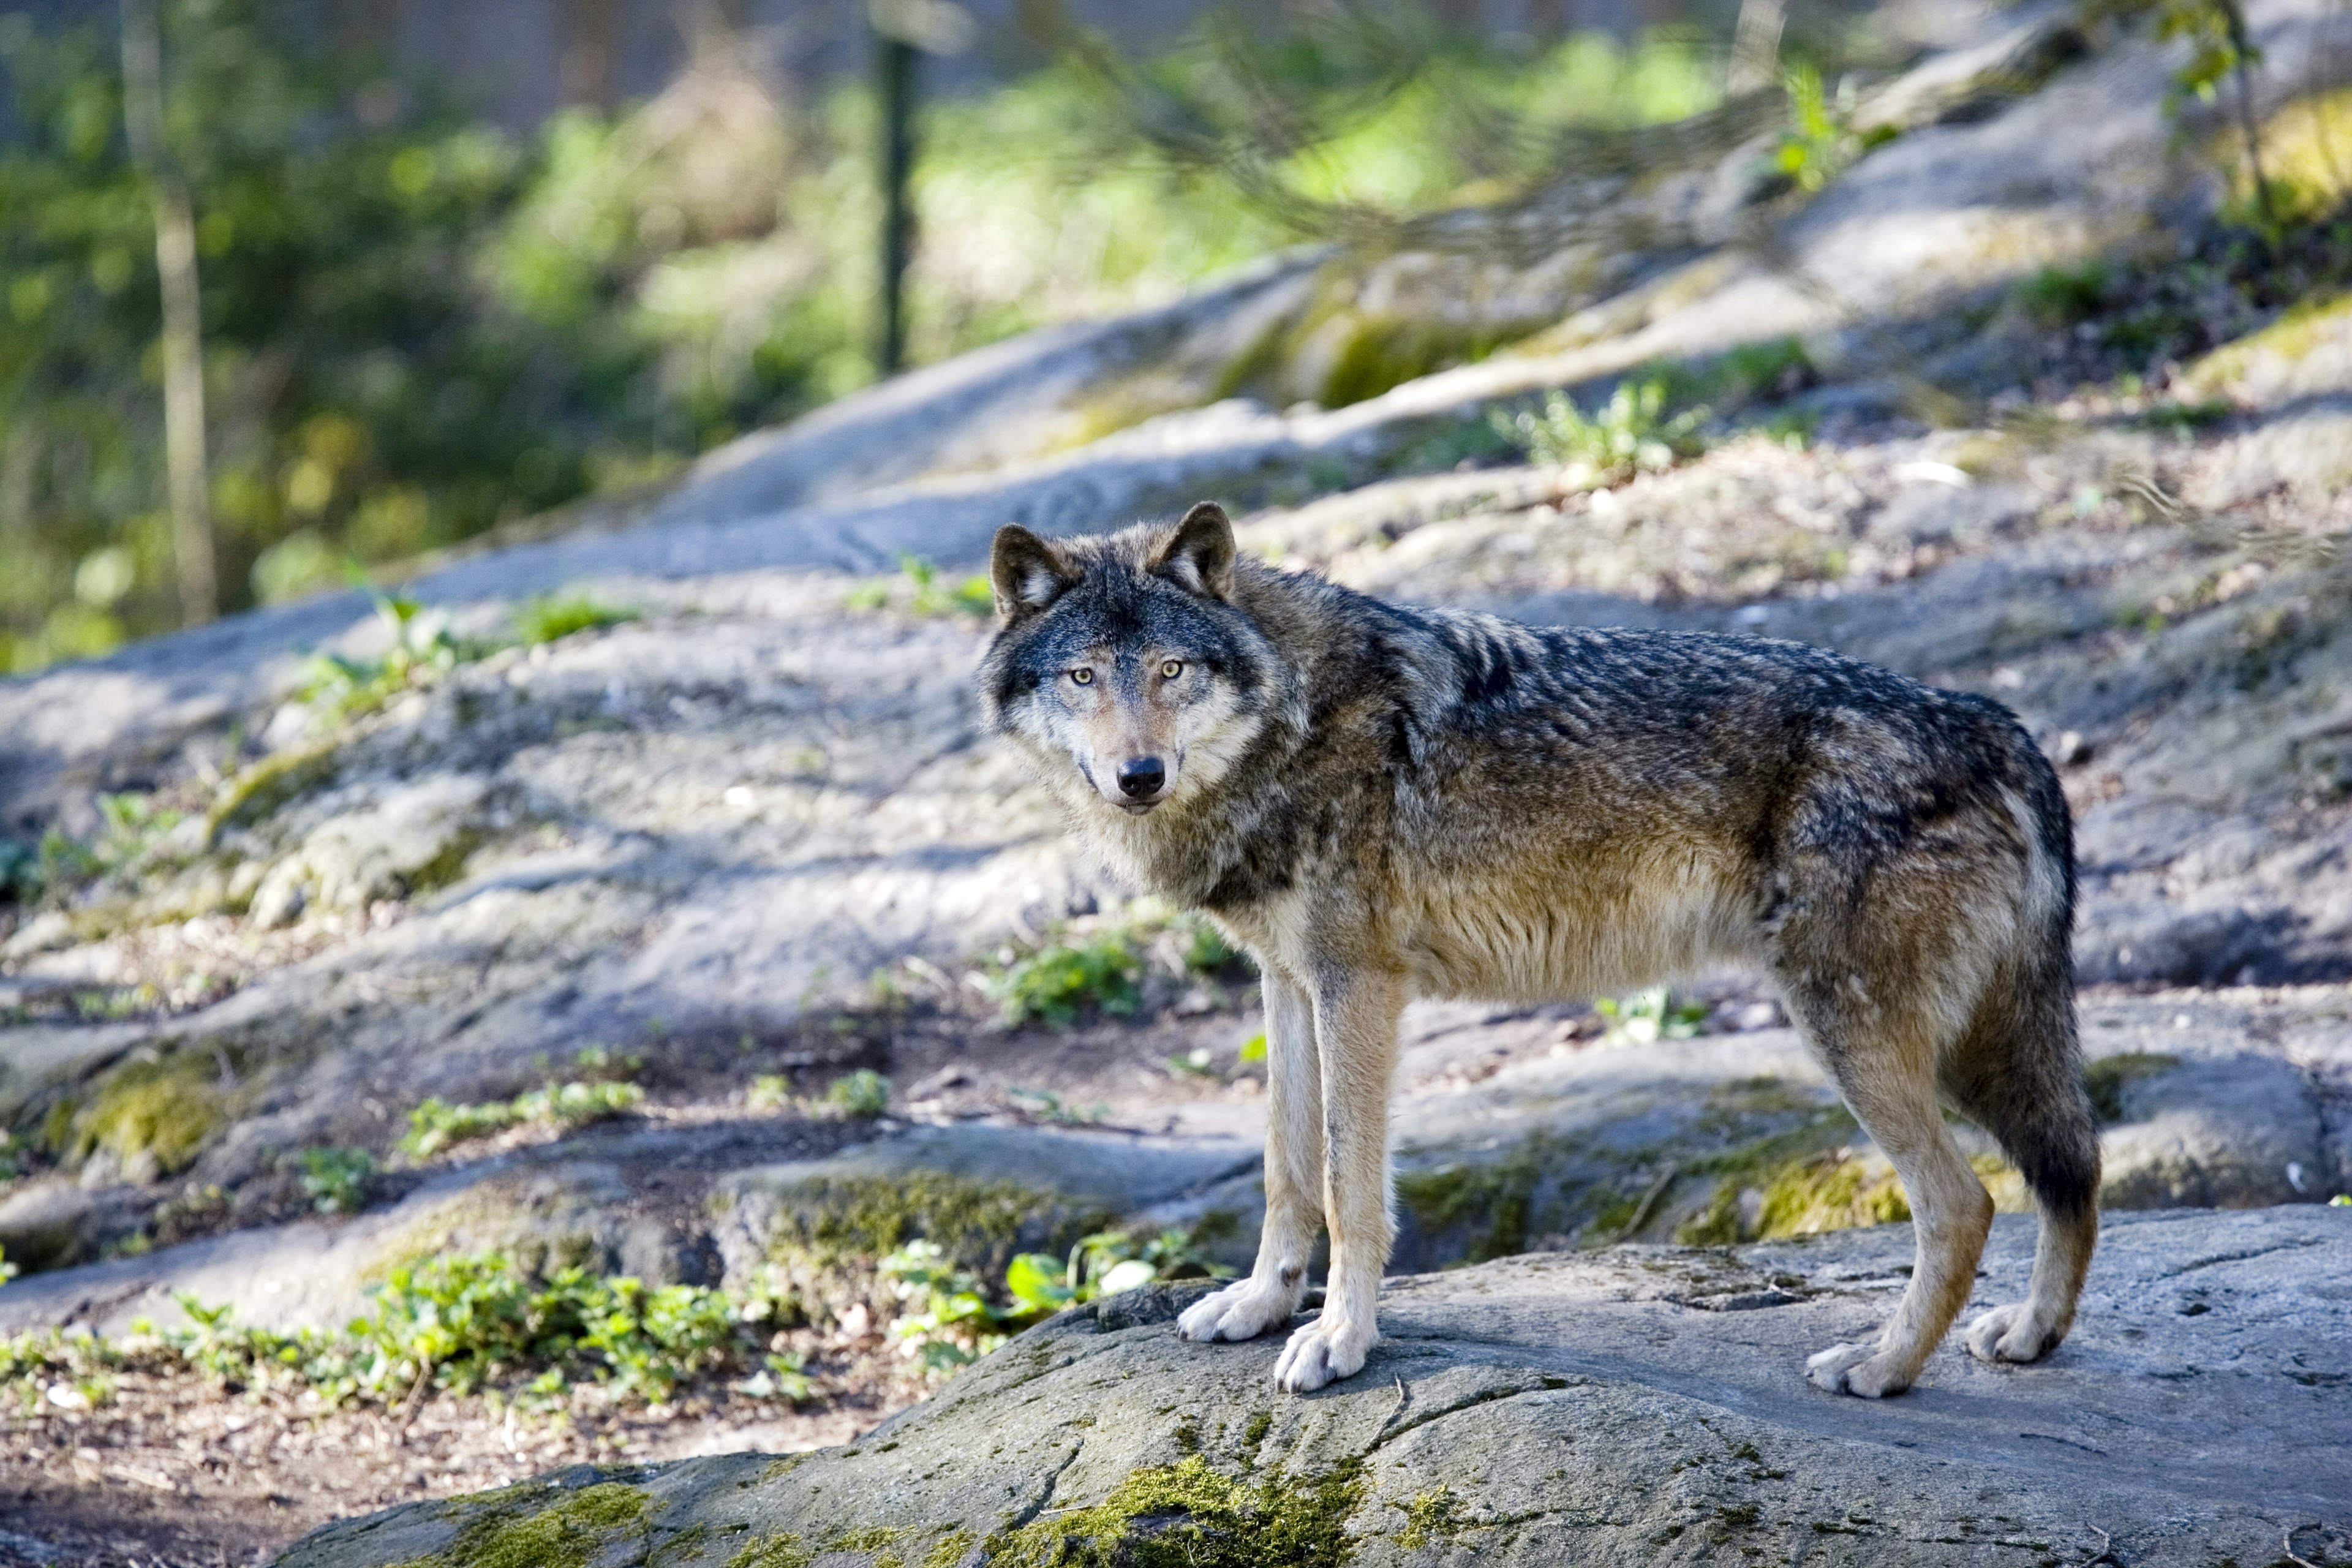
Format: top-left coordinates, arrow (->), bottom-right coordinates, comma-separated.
1117,757 -> 1166,799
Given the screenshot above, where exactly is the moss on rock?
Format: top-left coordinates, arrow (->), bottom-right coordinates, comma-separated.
69,1050 -> 228,1180
390,1480 -> 649,1568
765,1171 -> 1108,1279
984,1453 -> 1365,1568
2084,1052 -> 2179,1125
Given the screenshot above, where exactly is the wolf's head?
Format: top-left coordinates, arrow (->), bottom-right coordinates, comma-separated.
979,502 -> 1280,820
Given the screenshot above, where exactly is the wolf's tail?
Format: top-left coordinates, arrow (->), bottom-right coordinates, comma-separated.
1941,745 -> 2099,1348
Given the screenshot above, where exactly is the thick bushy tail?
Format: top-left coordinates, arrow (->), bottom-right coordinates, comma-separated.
1942,753 -> 2100,1360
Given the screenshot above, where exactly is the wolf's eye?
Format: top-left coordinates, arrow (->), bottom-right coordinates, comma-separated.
1160,660 -> 1184,680
1069,668 -> 1093,686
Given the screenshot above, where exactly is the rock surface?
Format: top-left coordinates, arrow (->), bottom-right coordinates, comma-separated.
276,1207 -> 2352,1568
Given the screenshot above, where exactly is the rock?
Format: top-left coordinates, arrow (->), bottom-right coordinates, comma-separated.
274,1207 -> 2352,1568
2095,1052 -> 2328,1208
0,1180 -> 98,1275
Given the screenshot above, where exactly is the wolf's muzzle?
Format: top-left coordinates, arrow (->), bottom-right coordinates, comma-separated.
1116,756 -> 1167,807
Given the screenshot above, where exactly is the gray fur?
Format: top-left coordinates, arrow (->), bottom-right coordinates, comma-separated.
982,502 -> 2100,1397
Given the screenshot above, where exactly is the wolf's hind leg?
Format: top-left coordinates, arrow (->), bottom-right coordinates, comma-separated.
1273,967 -> 1403,1393
1180,969 -> 1322,1346
1947,978 -> 2101,1366
1800,1027 -> 1993,1399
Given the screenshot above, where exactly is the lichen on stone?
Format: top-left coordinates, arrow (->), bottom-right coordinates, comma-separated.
724,1532 -> 812,1568
1393,1484 -> 1471,1548
984,1453 -> 1365,1568
389,1480 -> 650,1568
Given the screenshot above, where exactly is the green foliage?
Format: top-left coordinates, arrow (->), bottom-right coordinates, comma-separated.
294,1146 -> 374,1214
823,1069 -> 890,1118
511,594 -> 638,645
1770,61 -> 1880,195
1002,1224 -> 1231,1316
2017,260 -> 2116,326
987,927 -> 1145,1028
296,592 -> 467,721
1491,375 -> 1709,485
399,1079 -> 644,1159
0,1246 -> 15,1287
0,1251 -> 812,1418
1595,986 -> 1710,1044
1238,1031 -> 1269,1065
881,1238 -> 1004,1374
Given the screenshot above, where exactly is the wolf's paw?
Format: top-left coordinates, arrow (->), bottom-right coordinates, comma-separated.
1176,1281 -> 1298,1344
1273,1316 -> 1374,1393
1805,1340 -> 1913,1398
1964,1303 -> 2062,1365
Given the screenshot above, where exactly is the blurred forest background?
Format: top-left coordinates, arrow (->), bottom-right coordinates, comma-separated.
0,0 -> 1928,675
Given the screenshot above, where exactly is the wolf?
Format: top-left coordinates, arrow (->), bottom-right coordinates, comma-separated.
979,500 -> 2100,1398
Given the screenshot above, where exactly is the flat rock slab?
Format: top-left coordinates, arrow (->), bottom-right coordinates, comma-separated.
278,1207 -> 2350,1567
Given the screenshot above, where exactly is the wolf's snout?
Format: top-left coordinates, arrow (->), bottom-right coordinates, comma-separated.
1116,756 -> 1167,801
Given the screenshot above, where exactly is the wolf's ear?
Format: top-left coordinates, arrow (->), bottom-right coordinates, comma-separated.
1150,501 -> 1236,600
990,524 -> 1077,622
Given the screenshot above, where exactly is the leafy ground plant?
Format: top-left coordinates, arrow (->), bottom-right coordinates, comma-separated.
292,1147 -> 374,1213
1594,987 -> 1710,1046
0,1253 -> 810,1416
1492,374 -> 1709,486
511,594 -> 638,645
399,1079 -> 644,1159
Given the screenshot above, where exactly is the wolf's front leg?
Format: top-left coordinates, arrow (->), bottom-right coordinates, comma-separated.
1275,968 -> 1403,1393
1179,970 -> 1323,1346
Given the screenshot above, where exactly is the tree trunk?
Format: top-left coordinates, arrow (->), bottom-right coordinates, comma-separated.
119,0 -> 218,627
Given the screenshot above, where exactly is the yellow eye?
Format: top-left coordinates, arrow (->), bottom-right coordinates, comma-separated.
1160,659 -> 1184,680
1070,668 -> 1093,685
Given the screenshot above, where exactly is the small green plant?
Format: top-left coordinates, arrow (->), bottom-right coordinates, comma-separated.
297,593 -> 467,722
1008,1087 -> 1108,1125
0,1245 -> 15,1287
293,1147 -> 374,1214
881,1239 -> 1004,1374
399,1079 -> 644,1158
987,928 -> 1145,1027
1167,1047 -> 1219,1079
848,556 -> 995,617
1594,987 -> 1710,1045
1237,1031 -> 1268,1065
1772,61 -> 1862,194
512,594 -> 638,645
1491,375 -> 1709,485
747,1074 -> 795,1111
824,1069 -> 891,1118
2016,260 -> 2114,326
1003,1224 -> 1232,1316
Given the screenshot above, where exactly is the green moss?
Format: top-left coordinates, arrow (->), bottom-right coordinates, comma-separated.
1395,1152 -> 1538,1263
203,737 -> 342,843
2084,1053 -> 2179,1125
393,1482 -> 651,1568
1754,1149 -> 1909,1237
986,1454 -> 1364,1568
1319,314 -> 1503,409
1395,1485 -> 1471,1548
767,1172 -> 1104,1278
725,1534 -> 812,1568
70,1051 -> 227,1177
922,1531 -> 976,1568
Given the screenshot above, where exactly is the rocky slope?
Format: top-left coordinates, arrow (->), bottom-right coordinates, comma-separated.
3,1 -> 2352,1562
280,1208 -> 2352,1568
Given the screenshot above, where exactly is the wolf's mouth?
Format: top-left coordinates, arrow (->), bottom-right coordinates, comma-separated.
1117,799 -> 1159,815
